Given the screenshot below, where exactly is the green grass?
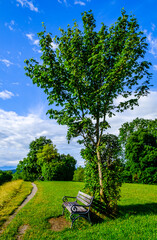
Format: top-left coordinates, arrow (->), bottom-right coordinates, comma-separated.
0,182 -> 157,240
0,180 -> 32,227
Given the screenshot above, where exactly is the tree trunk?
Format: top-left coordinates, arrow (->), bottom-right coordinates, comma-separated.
97,149 -> 104,201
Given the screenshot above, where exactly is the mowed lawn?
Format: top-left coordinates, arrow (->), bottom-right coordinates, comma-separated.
0,181 -> 157,240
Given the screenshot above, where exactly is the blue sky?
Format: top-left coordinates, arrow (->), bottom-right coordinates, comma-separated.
0,0 -> 157,170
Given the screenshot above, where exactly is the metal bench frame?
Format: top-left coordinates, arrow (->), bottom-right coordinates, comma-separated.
62,191 -> 94,228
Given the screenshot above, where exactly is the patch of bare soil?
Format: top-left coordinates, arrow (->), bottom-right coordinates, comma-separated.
16,224 -> 30,240
48,216 -> 71,231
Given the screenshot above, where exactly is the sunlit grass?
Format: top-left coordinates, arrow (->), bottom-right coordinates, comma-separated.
0,180 -> 32,227
0,182 -> 157,240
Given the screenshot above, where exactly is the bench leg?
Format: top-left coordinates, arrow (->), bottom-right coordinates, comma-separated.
62,205 -> 65,215
70,213 -> 92,228
88,212 -> 92,224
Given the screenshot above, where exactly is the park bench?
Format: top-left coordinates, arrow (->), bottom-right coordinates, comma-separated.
62,191 -> 94,227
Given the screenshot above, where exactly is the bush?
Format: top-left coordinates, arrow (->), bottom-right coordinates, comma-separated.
73,166 -> 84,182
0,170 -> 13,185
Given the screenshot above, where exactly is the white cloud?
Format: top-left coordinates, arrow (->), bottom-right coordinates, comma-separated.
26,34 -> 57,51
0,90 -> 14,100
58,0 -> 90,6
0,91 -> 156,169
12,82 -> 20,85
0,59 -> 13,67
16,0 -> 38,12
153,65 -> 157,70
74,1 -> 86,6
32,47 -> 42,53
57,0 -> 67,4
5,20 -> 15,31
51,42 -> 58,50
26,33 -> 34,41
0,109 -> 83,168
151,23 -> 156,31
26,33 -> 39,46
33,39 -> 39,45
145,31 -> 157,56
107,91 -> 157,135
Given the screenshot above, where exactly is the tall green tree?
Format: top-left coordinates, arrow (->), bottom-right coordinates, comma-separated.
14,136 -> 52,181
119,118 -> 157,184
14,137 -> 76,181
119,118 -> 157,145
37,145 -> 76,181
24,10 -> 152,202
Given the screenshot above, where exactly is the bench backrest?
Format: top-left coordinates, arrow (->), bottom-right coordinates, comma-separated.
76,191 -> 94,206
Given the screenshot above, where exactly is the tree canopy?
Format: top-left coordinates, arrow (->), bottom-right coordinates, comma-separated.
24,10 -> 152,206
119,118 -> 157,184
14,136 -> 76,181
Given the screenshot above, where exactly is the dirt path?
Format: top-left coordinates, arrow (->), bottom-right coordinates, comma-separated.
0,182 -> 38,235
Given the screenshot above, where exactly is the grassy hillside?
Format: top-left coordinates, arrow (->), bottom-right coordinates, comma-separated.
0,181 -> 157,240
0,180 -> 32,227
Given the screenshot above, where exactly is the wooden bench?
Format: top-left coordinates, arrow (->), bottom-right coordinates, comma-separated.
62,191 -> 94,227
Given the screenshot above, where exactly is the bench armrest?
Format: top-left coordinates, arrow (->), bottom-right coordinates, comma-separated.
62,196 -> 77,202
71,204 -> 90,213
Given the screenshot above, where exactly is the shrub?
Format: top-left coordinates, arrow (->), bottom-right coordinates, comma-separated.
0,170 -> 12,185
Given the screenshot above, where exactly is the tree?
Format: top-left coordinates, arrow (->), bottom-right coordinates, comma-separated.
73,166 -> 84,182
59,154 -> 76,180
0,170 -> 12,185
82,134 -> 123,209
14,136 -> 52,181
37,143 -> 59,165
24,10 -> 152,204
119,118 -> 157,146
37,145 -> 76,181
14,137 -> 76,181
119,118 -> 157,184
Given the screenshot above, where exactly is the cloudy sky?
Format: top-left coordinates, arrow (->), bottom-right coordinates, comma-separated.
0,0 -> 157,170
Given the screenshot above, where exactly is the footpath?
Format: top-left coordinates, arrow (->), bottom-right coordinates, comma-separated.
0,183 -> 37,235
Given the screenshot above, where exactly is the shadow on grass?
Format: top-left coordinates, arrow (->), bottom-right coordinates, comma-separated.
59,201 -> 157,228
90,199 -> 115,224
118,203 -> 157,218
90,200 -> 157,224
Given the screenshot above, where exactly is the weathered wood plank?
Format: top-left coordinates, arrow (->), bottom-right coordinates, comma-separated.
78,191 -> 93,200
77,194 -> 91,204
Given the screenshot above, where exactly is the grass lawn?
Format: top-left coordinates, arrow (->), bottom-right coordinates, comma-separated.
0,181 -> 157,240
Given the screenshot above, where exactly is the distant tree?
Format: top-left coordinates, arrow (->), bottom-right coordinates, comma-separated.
73,166 -> 84,182
24,9 -> 152,207
37,144 -> 76,181
59,154 -> 76,180
119,118 -> 157,184
37,143 -> 59,165
119,118 -> 157,146
125,129 -> 157,184
0,170 -> 12,185
14,136 -> 52,181
14,137 -> 76,181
